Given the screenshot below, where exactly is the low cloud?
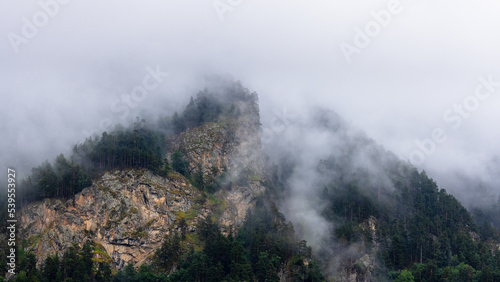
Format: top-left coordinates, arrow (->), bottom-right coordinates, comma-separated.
1,0 -> 500,217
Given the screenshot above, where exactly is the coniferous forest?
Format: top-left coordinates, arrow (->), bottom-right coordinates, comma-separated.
1,87 -> 500,281
4,1 -> 500,281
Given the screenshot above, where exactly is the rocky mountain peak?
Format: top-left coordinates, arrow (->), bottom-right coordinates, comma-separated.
19,89 -> 267,269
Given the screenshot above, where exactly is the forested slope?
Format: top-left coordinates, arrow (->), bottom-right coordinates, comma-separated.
272,109 -> 500,281
1,82 -> 499,281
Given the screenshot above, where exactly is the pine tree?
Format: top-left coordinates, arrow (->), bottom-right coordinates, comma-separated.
395,270 -> 415,282
42,254 -> 62,282
171,150 -> 189,176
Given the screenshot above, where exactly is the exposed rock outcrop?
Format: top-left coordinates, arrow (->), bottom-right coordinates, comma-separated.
20,169 -> 212,269
171,98 -> 266,229
19,95 -> 267,269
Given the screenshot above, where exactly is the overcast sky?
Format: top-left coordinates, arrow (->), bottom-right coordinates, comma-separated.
1,0 -> 499,204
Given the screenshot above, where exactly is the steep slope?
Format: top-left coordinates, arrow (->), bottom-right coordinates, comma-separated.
18,87 -> 267,270
14,85 -> 500,281
268,108 -> 500,281
20,169 -> 210,269
170,97 -> 266,230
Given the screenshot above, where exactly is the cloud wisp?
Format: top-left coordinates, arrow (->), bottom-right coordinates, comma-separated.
1,0 -> 500,217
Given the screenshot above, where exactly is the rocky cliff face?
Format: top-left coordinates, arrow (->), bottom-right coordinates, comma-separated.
171,98 -> 266,230
173,99 -> 264,178
20,169 -> 212,269
19,97 -> 267,269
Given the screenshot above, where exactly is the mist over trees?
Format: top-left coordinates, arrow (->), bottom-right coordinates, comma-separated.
15,121 -> 166,207
2,81 -> 500,281
165,194 -> 324,282
12,82 -> 257,208
168,82 -> 257,135
1,82 -> 326,281
269,108 -> 500,280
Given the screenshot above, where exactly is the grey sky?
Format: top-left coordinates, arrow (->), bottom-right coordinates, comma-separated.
1,0 -> 500,204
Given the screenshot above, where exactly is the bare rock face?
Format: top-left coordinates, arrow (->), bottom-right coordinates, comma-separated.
19,169 -> 213,269
173,100 -> 264,177
171,99 -> 267,229
19,97 -> 267,269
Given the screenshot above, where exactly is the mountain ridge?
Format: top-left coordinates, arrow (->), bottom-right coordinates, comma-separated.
3,82 -> 500,281
17,86 -> 268,270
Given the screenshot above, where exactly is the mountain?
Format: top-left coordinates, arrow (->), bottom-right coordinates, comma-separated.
3,81 -> 500,281
3,82 -> 323,281
17,84 -> 266,269
269,108 -> 500,281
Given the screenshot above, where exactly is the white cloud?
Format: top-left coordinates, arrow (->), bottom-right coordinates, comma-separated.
1,0 -> 499,200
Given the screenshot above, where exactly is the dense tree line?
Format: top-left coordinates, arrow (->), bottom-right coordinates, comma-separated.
7,242 -> 111,282
472,203 -> 500,244
11,83 -> 257,209
72,120 -> 166,176
324,167 -> 500,281
162,195 -> 325,281
17,155 -> 92,205
169,83 -> 258,134
15,122 -> 168,207
383,170 -> 500,281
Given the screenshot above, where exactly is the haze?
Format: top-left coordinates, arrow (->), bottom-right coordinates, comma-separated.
2,0 -> 500,209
